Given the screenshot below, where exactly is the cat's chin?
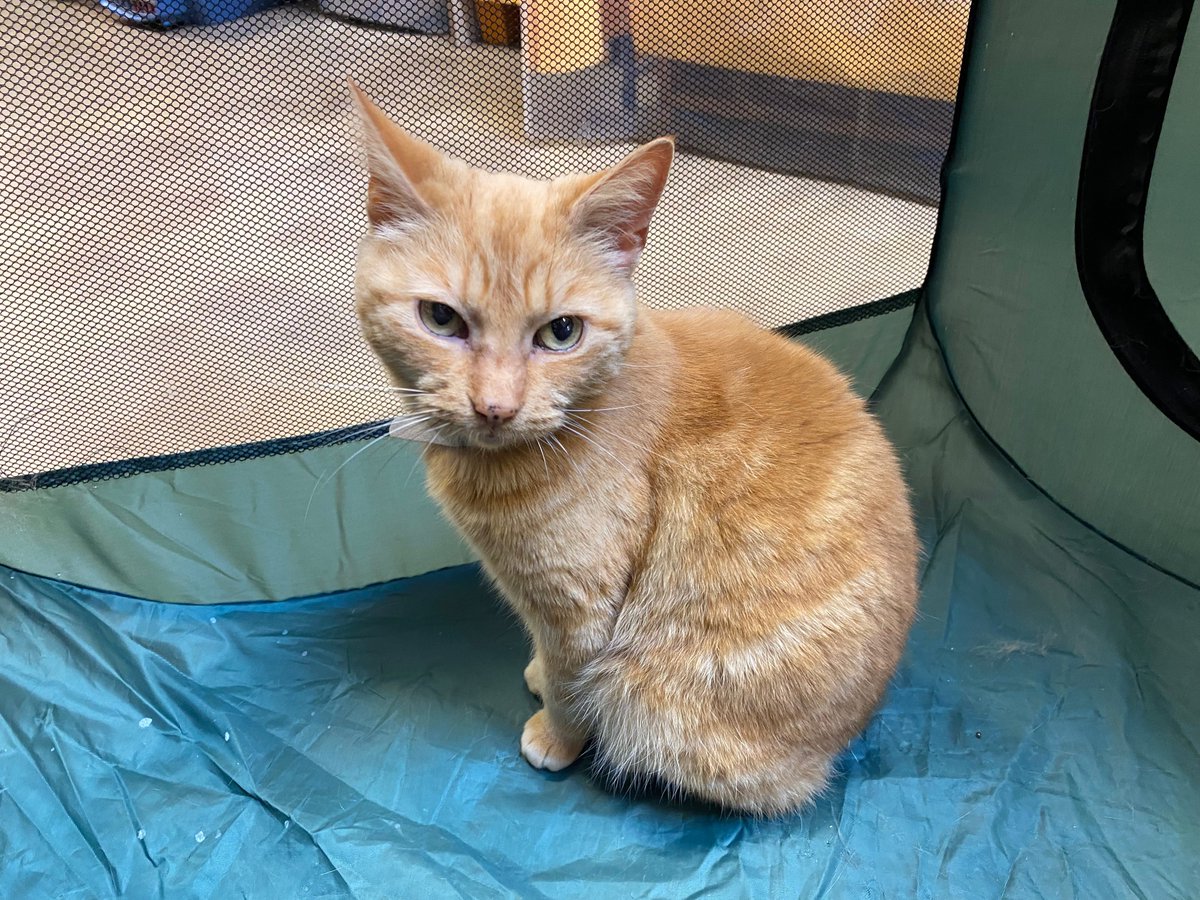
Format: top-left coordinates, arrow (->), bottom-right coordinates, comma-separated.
386,416 -> 532,451
462,428 -> 556,452
471,432 -> 507,449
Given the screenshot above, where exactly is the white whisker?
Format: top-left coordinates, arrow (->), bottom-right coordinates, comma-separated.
304,431 -> 394,521
389,411 -> 434,425
392,414 -> 433,425
327,429 -> 404,481
561,421 -> 639,482
533,437 -> 551,479
562,403 -> 644,413
546,433 -> 582,476
328,421 -> 396,445
568,414 -> 661,462
403,425 -> 445,490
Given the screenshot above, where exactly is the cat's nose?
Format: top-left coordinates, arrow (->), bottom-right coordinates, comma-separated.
473,399 -> 518,425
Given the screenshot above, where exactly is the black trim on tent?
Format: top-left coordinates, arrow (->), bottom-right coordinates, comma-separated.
1076,0 -> 1199,442
0,421 -> 391,493
775,290 -> 917,339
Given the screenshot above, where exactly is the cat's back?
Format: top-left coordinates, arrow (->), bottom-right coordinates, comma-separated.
629,303 -> 916,625
626,304 -> 918,653
643,305 -> 904,522
585,307 -> 918,811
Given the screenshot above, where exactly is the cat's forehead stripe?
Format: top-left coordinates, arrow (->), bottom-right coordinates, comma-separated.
460,253 -> 493,308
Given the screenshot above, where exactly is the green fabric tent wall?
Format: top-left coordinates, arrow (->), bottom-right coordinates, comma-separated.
1,0 -> 1197,896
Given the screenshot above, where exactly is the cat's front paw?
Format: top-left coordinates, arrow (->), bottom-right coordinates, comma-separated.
523,656 -> 547,699
520,710 -> 584,772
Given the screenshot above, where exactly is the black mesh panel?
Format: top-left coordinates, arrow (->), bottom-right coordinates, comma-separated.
0,0 -> 966,483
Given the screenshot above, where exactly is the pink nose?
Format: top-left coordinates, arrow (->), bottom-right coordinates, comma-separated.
473,399 -> 518,425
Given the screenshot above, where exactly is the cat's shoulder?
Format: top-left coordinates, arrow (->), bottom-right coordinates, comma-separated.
649,305 -> 758,335
646,306 -> 844,378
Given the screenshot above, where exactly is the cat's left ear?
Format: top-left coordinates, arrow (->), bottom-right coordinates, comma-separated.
570,137 -> 675,273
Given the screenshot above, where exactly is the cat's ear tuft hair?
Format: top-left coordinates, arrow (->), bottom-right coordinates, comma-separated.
570,137 -> 675,273
348,79 -> 445,230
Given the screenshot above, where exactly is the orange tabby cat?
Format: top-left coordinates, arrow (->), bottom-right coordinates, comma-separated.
349,83 -> 918,815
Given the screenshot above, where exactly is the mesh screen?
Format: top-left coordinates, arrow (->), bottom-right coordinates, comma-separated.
0,0 -> 966,482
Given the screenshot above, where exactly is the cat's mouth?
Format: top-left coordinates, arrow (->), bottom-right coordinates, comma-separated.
474,429 -> 505,447
388,407 -> 561,451
451,416 -> 523,450
465,416 -> 562,451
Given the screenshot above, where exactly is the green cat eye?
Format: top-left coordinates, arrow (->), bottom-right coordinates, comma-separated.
535,316 -> 583,352
418,300 -> 467,339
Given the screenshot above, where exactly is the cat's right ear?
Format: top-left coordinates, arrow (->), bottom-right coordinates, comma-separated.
348,80 -> 442,229
568,137 -> 675,274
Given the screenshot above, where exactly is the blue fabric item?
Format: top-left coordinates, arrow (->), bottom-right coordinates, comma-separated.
98,0 -> 285,28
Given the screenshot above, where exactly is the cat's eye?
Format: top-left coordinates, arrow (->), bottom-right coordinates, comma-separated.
535,316 -> 583,352
418,300 -> 467,339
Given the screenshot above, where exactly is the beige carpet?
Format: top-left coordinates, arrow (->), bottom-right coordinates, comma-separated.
0,1 -> 936,478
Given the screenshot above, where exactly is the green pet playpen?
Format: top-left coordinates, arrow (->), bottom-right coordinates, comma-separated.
0,0 -> 1196,895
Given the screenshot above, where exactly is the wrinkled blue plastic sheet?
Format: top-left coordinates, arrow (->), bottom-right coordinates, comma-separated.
1,510 -> 1196,896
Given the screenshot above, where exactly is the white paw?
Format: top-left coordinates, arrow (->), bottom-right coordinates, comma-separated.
523,656 -> 547,699
520,710 -> 584,772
